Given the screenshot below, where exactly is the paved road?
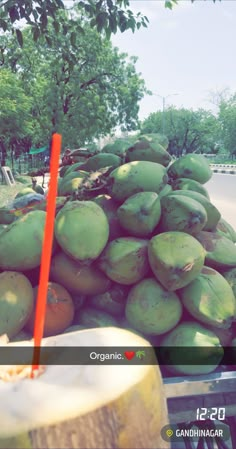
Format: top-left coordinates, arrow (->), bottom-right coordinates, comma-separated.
206,173 -> 236,229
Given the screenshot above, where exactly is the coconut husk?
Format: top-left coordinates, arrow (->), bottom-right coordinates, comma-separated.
0,327 -> 169,449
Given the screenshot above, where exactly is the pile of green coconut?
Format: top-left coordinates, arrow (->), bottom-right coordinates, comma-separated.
0,133 -> 236,376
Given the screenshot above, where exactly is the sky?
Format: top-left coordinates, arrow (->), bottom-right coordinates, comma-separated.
111,0 -> 236,121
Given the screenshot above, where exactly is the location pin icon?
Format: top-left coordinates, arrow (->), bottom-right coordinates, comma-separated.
166,429 -> 174,438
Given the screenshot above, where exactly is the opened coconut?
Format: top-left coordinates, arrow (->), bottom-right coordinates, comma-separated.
0,328 -> 169,449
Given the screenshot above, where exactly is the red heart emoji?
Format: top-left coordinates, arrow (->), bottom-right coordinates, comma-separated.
124,351 -> 135,361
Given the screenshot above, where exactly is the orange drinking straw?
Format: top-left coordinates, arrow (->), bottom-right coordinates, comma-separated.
31,133 -> 62,378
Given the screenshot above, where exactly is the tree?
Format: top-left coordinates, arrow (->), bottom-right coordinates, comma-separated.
0,0 -> 220,47
141,107 -> 221,157
218,95 -> 236,158
0,0 -> 149,46
0,68 -> 33,166
0,15 -> 147,150
136,350 -> 145,360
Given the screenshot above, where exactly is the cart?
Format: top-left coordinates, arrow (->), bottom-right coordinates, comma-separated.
163,370 -> 236,449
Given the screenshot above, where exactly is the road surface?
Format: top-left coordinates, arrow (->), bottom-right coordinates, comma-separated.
206,173 -> 236,229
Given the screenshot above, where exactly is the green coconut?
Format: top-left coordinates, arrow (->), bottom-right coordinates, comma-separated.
148,231 -> 206,291
159,195 -> 207,235
215,218 -> 236,243
60,170 -> 88,185
118,317 -> 145,337
71,156 -> 87,163
15,196 -> 66,217
50,251 -> 111,295
58,169 -> 88,195
178,266 -> 236,328
165,189 -> 221,231
108,161 -> 168,202
194,231 -> 236,270
0,210 -> 46,270
55,201 -> 109,262
101,140 -> 129,157
10,330 -> 32,342
58,177 -> 85,196
117,192 -> 162,237
77,307 -> 118,328
158,184 -> 173,199
27,183 -> 44,195
160,321 -> 224,375
171,178 -> 210,199
92,194 -> 124,240
15,187 -> 35,198
33,184 -> 44,195
0,209 -> 17,225
80,153 -> 122,172
0,271 -> 34,338
203,324 -> 233,347
130,133 -> 169,151
126,135 -> 171,167
222,268 -> 236,298
125,277 -> 182,335
98,237 -> 149,285
62,162 -> 85,176
147,133 -> 169,150
88,284 -> 128,316
60,165 -> 71,178
71,294 -> 86,312
167,154 -> 212,184
63,324 -> 87,334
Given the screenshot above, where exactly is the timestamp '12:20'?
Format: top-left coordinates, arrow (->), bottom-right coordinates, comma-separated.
196,407 -> 226,421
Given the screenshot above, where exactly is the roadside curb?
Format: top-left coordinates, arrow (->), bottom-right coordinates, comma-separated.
210,164 -> 236,175
212,169 -> 236,175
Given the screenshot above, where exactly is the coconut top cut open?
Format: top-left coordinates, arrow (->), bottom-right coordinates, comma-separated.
0,327 -> 160,439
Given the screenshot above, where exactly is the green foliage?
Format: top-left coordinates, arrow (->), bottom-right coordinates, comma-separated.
141,108 -> 221,157
165,0 -> 178,10
0,1 -> 149,44
165,0 -> 220,7
0,0 -> 221,47
14,175 -> 32,184
0,0 -> 223,166
0,68 -> 33,164
218,95 -> 236,157
101,136 -> 135,156
0,13 -> 147,156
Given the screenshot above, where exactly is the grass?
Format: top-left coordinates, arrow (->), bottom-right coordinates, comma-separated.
0,183 -> 26,207
210,159 -> 236,165
0,174 -> 48,208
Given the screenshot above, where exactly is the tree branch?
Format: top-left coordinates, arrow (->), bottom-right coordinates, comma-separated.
187,135 -> 199,152
63,94 -> 73,114
182,128 -> 189,149
80,72 -> 119,90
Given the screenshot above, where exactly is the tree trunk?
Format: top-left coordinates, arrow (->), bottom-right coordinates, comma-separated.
10,146 -> 14,170
0,140 -> 7,166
